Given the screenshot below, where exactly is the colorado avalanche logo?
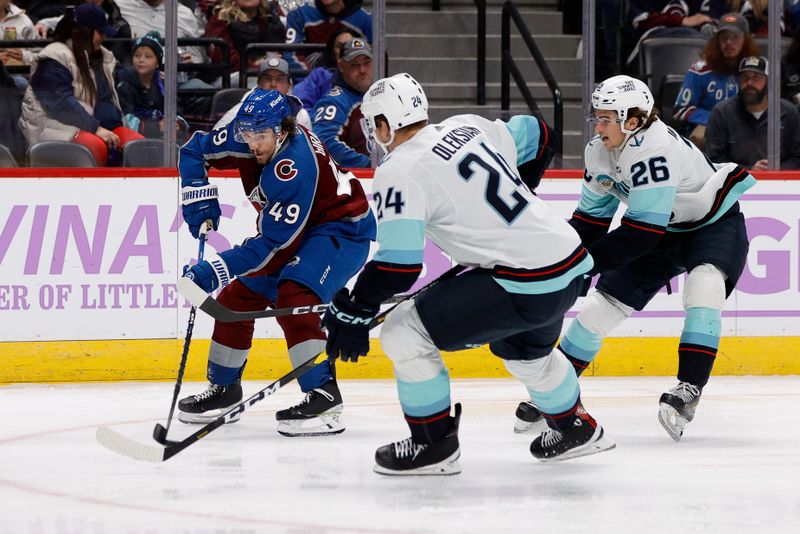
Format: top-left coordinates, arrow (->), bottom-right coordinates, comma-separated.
275,159 -> 298,181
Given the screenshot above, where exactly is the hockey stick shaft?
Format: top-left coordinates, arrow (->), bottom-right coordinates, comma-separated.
97,263 -> 467,462
157,223 -> 209,439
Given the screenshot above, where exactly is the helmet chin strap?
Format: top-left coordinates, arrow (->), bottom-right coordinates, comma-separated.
374,127 -> 396,154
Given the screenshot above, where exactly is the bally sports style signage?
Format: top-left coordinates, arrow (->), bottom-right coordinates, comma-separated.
0,172 -> 798,341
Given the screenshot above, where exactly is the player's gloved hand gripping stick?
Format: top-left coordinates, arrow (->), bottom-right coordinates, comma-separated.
152,221 -> 209,445
95,264 -> 467,463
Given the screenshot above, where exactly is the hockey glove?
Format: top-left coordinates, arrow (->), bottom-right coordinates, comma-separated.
181,182 -> 221,238
182,255 -> 232,294
322,288 -> 378,363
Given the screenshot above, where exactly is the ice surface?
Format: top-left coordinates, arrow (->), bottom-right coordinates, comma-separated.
1,377 -> 798,533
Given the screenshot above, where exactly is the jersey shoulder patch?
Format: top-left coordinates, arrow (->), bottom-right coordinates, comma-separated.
689,60 -> 710,74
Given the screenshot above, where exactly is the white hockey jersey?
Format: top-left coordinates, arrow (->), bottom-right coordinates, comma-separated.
371,114 -> 593,295
581,120 -> 756,232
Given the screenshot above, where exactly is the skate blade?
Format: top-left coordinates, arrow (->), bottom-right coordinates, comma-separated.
658,403 -> 687,442
373,451 -> 462,476
536,429 -> 617,463
178,410 -> 241,425
514,417 -> 549,435
277,412 -> 345,437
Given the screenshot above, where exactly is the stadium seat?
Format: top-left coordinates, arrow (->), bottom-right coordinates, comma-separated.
210,88 -> 248,121
122,138 -> 177,167
0,144 -> 18,167
639,37 -> 706,102
659,74 -> 686,129
28,141 -> 97,167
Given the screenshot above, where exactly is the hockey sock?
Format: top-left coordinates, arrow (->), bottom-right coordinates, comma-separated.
677,307 -> 721,388
277,281 -> 329,392
558,319 -> 602,373
298,358 -> 333,392
207,340 -> 249,385
405,406 -> 452,444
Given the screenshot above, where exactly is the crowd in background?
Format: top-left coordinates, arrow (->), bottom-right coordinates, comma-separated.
2,0 -> 800,169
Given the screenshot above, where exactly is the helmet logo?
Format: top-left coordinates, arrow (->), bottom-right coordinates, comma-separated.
369,81 -> 385,97
619,80 -> 636,92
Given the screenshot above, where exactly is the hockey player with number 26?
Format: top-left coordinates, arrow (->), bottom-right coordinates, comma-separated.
177,89 -> 376,436
516,75 -> 755,442
321,73 -> 615,476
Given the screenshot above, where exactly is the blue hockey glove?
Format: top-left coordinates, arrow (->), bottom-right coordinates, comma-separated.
181,183 -> 221,238
321,288 -> 378,363
182,255 -> 232,294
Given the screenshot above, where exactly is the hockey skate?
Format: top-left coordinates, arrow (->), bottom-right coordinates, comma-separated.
178,382 -> 243,424
658,381 -> 702,442
374,404 -> 462,476
530,407 -> 615,462
514,400 -> 548,434
275,380 -> 345,437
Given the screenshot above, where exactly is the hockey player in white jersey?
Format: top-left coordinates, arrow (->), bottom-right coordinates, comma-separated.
321,73 -> 615,475
515,75 -> 755,441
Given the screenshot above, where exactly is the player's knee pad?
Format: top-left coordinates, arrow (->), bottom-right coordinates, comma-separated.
577,290 -> 634,338
380,300 -> 444,382
683,263 -> 726,310
276,281 -> 325,347
504,349 -> 573,392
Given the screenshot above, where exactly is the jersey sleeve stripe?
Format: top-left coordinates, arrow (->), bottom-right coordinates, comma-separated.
373,249 -> 425,264
620,218 -> 666,234
572,211 -> 612,227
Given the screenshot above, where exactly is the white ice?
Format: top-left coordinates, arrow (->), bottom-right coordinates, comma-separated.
1,376 -> 799,534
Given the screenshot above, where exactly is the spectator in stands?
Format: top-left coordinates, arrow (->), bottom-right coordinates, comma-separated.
783,28 -> 800,107
214,56 -> 311,129
706,56 -> 800,170
38,1 -> 133,63
115,31 -> 190,141
672,12 -> 759,149
730,0 -> 785,36
0,58 -> 26,161
625,0 -> 727,66
293,26 -> 360,112
0,0 -> 39,89
116,0 -> 205,62
205,0 -> 285,86
19,3 -> 143,166
284,0 -> 371,73
312,36 -> 371,168
13,0 -> 67,34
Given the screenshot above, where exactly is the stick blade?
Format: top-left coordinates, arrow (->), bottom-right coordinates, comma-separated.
96,426 -> 167,463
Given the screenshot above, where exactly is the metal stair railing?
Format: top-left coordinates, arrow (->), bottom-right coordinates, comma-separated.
500,0 -> 563,167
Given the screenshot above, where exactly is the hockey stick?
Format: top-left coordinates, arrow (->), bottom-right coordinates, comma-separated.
152,222 -> 209,445
96,263 -> 467,463
177,278 -> 409,323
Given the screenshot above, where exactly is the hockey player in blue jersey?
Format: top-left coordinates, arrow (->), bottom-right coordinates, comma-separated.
177,89 -> 376,436
321,73 -> 614,475
516,75 -> 755,442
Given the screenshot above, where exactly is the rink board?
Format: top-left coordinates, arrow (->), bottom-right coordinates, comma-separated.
1,169 -> 799,382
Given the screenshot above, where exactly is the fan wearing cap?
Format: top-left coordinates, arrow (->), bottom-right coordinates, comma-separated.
115,31 -> 170,137
706,56 -> 800,170
311,36 -> 372,168
19,3 -> 144,166
213,57 -> 313,131
672,11 -> 760,149
177,88 -> 376,435
534,74 -> 755,443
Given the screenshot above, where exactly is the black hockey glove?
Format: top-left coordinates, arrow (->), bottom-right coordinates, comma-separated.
322,288 -> 378,363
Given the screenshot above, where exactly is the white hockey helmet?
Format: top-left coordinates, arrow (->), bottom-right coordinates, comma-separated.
591,75 -> 654,135
360,73 -> 428,152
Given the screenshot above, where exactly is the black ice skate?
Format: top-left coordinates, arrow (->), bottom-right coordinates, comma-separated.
374,403 -> 462,476
514,400 -> 548,434
178,382 -> 243,424
275,380 -> 345,437
658,381 -> 702,442
530,408 -> 615,462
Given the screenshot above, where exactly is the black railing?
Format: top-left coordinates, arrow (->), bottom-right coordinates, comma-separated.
0,37 -> 232,90
239,43 -> 325,88
430,0 -> 485,105
501,0 -> 563,167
